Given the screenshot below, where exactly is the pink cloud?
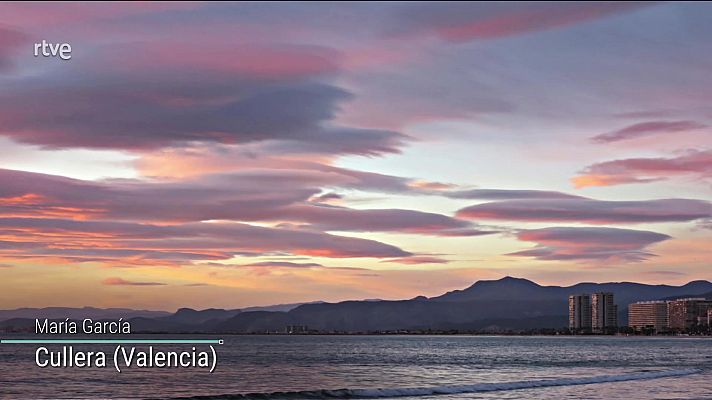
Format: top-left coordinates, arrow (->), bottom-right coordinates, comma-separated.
0,78 -> 406,154
0,3 -> 199,28
457,197 -> 711,224
0,217 -> 412,265
277,204 -> 492,237
96,42 -> 341,80
509,227 -> 671,263
573,149 -> 712,188
0,167 -> 498,265
395,2 -> 652,42
591,120 -> 707,143
0,27 -> 28,72
0,40 -> 405,156
0,168 -> 482,237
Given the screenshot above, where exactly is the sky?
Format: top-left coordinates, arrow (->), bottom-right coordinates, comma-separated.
0,2 -> 710,311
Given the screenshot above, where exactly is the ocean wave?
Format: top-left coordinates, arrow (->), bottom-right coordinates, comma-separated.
166,368 -> 701,399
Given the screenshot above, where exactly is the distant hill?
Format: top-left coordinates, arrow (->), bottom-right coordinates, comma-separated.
433,276 -> 712,306
240,301 -> 325,313
161,308 -> 242,325
216,277 -> 712,332
3,277 -> 711,333
0,307 -> 170,322
216,299 -> 566,332
662,291 -> 712,301
0,303 -> 313,324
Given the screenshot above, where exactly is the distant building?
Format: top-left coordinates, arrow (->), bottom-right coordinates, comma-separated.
629,301 -> 668,333
592,292 -> 617,333
285,325 -> 309,334
699,310 -> 710,327
628,298 -> 712,334
668,298 -> 712,331
569,294 -> 592,332
569,293 -> 617,334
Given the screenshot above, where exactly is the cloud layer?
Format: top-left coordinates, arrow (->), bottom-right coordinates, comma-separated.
0,72 -> 406,156
0,27 -> 27,72
395,2 -> 651,41
0,216 -> 412,265
573,149 -> 712,188
457,197 -> 711,224
0,168 -> 499,265
0,2 -> 710,298
591,120 -> 707,143
102,277 -> 166,286
509,227 -> 671,262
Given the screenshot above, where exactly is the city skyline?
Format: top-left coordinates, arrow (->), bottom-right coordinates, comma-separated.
630,298 -> 712,333
0,2 -> 711,310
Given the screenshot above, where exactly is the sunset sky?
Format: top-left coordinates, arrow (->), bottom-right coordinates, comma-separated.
0,2 -> 710,310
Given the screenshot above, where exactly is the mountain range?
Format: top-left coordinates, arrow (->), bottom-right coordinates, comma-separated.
2,277 -> 711,333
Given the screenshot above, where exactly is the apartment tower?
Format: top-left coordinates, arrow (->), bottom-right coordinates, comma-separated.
569,294 -> 592,332
591,292 -> 618,333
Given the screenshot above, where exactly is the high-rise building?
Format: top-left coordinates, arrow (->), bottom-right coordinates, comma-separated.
569,294 -> 592,332
629,301 -> 668,333
668,298 -> 712,331
592,292 -> 617,333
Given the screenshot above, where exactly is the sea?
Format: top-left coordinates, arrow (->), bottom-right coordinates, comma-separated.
0,335 -> 710,399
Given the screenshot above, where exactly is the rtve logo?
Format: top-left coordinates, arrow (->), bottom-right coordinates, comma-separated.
33,40 -> 72,61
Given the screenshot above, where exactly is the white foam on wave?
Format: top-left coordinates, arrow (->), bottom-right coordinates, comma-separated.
334,368 -> 702,398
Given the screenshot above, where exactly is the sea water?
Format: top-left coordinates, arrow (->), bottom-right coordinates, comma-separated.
0,335 -> 710,399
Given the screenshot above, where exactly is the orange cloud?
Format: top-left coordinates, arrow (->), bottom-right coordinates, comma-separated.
102,277 -> 166,286
571,174 -> 655,189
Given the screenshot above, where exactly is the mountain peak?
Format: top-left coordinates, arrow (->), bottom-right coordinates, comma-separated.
685,280 -> 712,286
501,276 -> 538,284
432,276 -> 546,302
472,276 -> 541,288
